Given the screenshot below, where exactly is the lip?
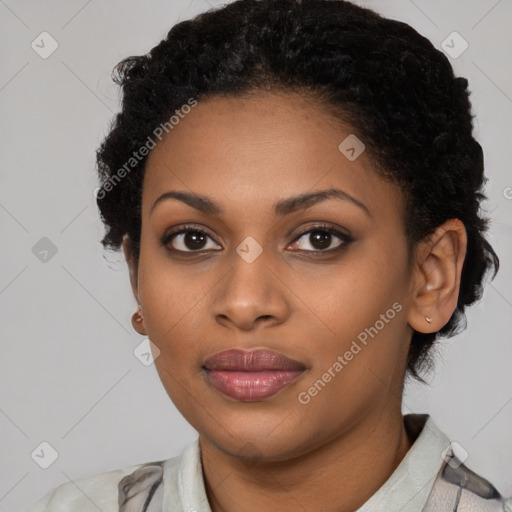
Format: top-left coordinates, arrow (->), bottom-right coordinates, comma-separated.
202,349 -> 306,401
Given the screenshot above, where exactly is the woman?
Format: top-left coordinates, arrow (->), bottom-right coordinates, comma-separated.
29,0 -> 510,510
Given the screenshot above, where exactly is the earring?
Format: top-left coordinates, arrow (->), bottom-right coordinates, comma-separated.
425,316 -> 432,324
134,304 -> 143,323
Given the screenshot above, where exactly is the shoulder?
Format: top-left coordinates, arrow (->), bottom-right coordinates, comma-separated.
26,457 -> 174,512
424,453 -> 512,512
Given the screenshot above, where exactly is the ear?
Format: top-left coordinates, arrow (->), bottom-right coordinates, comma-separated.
407,219 -> 467,333
122,235 -> 147,335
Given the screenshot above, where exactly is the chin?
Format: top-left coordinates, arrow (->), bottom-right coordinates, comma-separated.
200,418 -> 313,463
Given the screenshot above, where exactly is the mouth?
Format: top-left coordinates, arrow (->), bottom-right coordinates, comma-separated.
202,348 -> 307,402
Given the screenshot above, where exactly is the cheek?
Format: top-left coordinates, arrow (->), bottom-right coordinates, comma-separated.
295,249 -> 404,334
295,304 -> 408,428
294,253 -> 409,383
137,260 -> 209,363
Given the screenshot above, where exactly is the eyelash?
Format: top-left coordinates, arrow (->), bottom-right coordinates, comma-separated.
160,223 -> 353,256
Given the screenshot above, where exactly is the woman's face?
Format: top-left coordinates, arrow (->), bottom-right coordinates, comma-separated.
134,91 -> 417,460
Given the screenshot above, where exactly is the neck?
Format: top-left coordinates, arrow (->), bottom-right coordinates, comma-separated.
200,408 -> 414,512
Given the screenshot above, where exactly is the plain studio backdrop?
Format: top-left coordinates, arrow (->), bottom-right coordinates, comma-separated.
1,1 -> 511,511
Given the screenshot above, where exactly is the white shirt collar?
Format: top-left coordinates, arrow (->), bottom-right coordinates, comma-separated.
165,413 -> 449,512
358,413 -> 450,511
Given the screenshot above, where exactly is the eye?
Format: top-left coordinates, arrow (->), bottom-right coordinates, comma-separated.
161,225 -> 220,253
289,225 -> 352,252
161,223 -> 352,255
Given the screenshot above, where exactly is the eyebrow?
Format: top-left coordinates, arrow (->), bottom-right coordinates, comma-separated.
150,188 -> 371,218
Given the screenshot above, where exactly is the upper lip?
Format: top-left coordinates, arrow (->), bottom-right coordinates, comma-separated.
203,349 -> 306,371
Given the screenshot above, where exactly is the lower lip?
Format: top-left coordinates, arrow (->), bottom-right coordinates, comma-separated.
204,369 -> 305,401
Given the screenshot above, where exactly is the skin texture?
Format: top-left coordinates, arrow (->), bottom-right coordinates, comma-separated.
123,91 -> 467,512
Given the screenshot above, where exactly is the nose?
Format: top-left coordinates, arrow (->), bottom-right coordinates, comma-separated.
211,248 -> 290,331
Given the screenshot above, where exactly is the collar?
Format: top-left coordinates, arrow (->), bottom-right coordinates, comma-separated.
358,413 -> 450,511
164,413 -> 449,512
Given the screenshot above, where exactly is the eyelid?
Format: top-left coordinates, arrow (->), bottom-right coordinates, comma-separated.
161,222 -> 352,253
161,223 -> 221,251
292,223 -> 351,241
287,223 -> 352,253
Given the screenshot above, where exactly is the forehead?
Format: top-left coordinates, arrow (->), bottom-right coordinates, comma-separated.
141,92 -> 403,223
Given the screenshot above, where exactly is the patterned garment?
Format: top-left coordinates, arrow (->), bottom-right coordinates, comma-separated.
118,465 -> 164,512
28,414 -> 512,512
116,450 -> 510,512
422,450 -> 510,512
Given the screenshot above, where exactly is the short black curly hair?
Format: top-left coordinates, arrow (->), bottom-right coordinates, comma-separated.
95,0 -> 499,382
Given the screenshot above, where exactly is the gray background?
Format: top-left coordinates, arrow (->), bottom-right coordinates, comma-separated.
0,1 -> 511,511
